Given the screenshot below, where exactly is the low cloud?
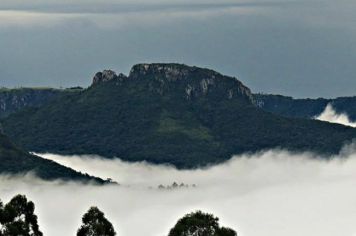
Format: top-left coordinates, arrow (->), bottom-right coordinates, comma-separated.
0,0 -> 353,30
315,104 -> 356,127
0,10 -> 82,28
0,3 -> 261,29
1,149 -> 356,236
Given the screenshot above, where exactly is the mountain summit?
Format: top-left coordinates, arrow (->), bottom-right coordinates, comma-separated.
92,63 -> 254,102
2,63 -> 356,168
92,70 -> 128,85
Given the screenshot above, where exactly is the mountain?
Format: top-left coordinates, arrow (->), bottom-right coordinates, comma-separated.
255,94 -> 356,120
0,87 -> 82,118
2,63 -> 356,168
0,132 -> 105,183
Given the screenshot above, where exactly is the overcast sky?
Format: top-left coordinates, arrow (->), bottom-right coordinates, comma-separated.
0,0 -> 355,98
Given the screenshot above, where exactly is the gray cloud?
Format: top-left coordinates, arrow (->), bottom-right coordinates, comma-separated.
1,148 -> 356,236
1,0 -> 356,98
0,2 -> 270,29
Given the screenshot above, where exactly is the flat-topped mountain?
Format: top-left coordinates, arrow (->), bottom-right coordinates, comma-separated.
91,63 -> 254,103
2,63 -> 356,168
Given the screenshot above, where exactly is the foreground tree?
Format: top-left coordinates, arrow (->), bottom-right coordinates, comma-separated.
0,195 -> 42,236
77,207 -> 116,236
168,211 -> 237,236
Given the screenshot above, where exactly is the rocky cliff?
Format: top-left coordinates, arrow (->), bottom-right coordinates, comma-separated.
92,63 -> 254,103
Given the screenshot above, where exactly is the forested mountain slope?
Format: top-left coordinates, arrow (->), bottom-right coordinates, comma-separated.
2,64 -> 356,168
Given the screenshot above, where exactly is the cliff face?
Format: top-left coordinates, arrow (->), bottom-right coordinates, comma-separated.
93,63 -> 254,103
92,70 -> 127,85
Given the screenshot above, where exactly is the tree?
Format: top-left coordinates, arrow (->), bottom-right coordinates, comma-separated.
0,195 -> 42,236
168,211 -> 237,236
0,199 -> 3,236
77,207 -> 116,236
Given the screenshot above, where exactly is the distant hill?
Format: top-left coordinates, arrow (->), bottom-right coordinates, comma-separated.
255,94 -> 356,121
0,87 -> 82,118
2,63 -> 356,168
0,132 -> 105,183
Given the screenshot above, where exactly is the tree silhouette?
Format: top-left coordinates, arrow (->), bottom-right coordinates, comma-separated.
0,195 -> 42,236
77,207 -> 116,236
168,211 -> 237,236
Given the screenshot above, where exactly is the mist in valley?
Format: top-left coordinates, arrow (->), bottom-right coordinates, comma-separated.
1,147 -> 356,236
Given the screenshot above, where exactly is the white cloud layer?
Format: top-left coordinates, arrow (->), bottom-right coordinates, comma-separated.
1,149 -> 356,236
315,104 -> 356,127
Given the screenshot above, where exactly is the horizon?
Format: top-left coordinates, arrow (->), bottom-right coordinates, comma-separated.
1,62 -> 355,100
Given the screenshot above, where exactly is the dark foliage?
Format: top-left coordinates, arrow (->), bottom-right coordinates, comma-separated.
77,207 -> 116,236
255,94 -> 356,121
0,195 -> 42,236
0,133 -> 106,183
2,64 -> 356,168
168,211 -> 237,236
0,88 -> 79,119
328,97 -> 356,121
254,94 -> 329,119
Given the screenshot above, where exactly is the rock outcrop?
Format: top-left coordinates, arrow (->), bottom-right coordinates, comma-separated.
92,70 -> 128,85
94,63 -> 254,103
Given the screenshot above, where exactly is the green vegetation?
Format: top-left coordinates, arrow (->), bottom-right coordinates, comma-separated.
0,133 -> 105,183
77,207 -> 116,236
2,64 -> 356,168
168,211 -> 237,236
158,114 -> 213,141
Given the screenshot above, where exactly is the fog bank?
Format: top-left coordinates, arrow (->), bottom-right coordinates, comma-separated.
315,104 -> 356,127
1,149 -> 356,236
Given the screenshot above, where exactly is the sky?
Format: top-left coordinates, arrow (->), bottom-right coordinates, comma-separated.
0,0 -> 356,98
